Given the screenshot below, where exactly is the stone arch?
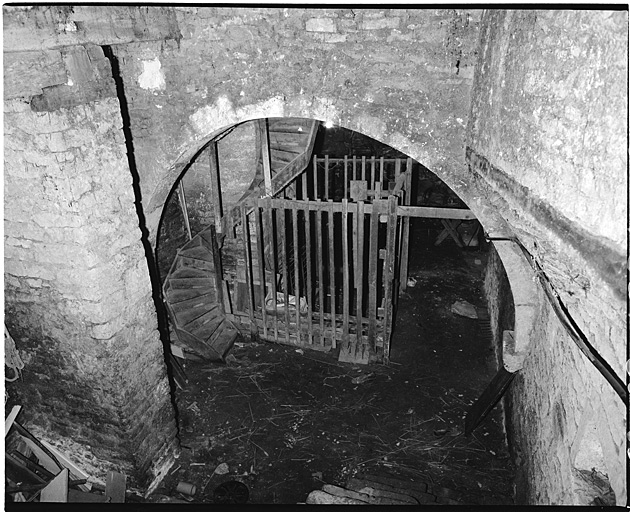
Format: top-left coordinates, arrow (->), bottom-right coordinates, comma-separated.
147,95 -> 542,370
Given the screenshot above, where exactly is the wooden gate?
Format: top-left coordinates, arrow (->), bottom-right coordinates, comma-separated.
227,193 -> 405,364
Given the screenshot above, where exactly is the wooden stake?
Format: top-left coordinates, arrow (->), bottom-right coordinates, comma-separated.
278,206 -> 291,344
316,201 -> 325,346
254,206 -> 268,338
292,202 -> 301,345
241,206 -> 258,338
356,200 -> 365,347
342,199 -> 350,342
368,200 -> 380,347
264,199 -> 279,342
328,200 -> 336,348
305,201 -> 314,345
324,155 -> 329,200
382,195 -> 398,364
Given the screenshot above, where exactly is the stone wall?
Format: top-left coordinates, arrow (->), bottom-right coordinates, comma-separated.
104,7 -> 489,239
468,10 -> 627,505
3,6 -> 179,490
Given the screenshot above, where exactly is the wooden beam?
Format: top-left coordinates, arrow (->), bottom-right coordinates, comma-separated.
208,141 -> 223,234
177,182 -> 192,241
259,119 -> 273,196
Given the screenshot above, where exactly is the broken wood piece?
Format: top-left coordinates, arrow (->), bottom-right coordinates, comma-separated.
465,366 -> 517,436
40,468 -> 69,503
5,405 -> 22,436
105,470 -> 126,503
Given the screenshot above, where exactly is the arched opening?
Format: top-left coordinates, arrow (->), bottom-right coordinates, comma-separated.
152,117 -> 523,504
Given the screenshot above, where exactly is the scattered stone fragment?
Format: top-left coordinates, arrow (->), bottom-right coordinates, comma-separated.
451,300 -> 478,318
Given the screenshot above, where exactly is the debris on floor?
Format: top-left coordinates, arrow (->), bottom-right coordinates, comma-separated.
4,405 -> 133,503
450,299 -> 479,318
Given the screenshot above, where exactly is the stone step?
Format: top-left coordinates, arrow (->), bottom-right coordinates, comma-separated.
170,267 -> 208,279
182,305 -> 222,333
167,277 -> 215,289
180,245 -> 213,262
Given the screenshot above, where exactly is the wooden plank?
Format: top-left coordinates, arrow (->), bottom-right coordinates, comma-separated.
5,405 -> 21,436
368,200 -> 381,347
254,206 -> 268,338
264,199 -> 279,342
316,201 -> 325,346
278,206 -> 291,345
398,206 -> 476,220
304,201 -> 314,345
209,225 -> 224,315
356,200 -> 365,347
292,202 -> 301,345
342,199 -> 350,342
313,156 -> 319,200
344,155 -> 348,200
40,468 -> 69,503
240,206 -> 258,337
328,201 -> 336,348
382,195 -> 398,364
208,141 -> 223,233
370,156 -> 376,193
324,155 -> 329,200
399,161 -> 412,292
105,471 -> 126,503
260,119 -> 272,196
301,170 -> 307,200
177,182 -> 192,241
465,367 -> 517,436
361,156 -> 366,185
436,219 -> 465,247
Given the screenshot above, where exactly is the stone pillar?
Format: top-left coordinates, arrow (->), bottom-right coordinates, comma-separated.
4,49 -> 178,489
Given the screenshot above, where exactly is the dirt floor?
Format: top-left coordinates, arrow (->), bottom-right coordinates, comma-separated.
150,219 -> 515,505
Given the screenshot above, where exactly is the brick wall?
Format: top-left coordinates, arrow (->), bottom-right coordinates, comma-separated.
468,10 -> 627,505
3,14 -> 179,488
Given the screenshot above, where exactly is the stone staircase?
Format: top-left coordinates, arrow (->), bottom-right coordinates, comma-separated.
163,228 -> 238,361
163,118 -> 320,360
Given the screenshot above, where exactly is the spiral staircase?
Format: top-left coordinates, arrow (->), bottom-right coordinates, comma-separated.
162,118 -> 320,360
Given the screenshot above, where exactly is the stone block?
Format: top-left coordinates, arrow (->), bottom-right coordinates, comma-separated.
363,17 -> 400,30
306,17 -> 336,33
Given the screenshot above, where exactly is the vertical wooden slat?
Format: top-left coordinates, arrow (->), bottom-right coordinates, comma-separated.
344,155 -> 348,200
370,156 -> 376,196
241,206 -> 258,338
313,156 -> 319,200
382,195 -> 398,364
379,157 -> 385,198
353,155 -> 358,181
342,199 -> 350,342
305,200 -> 314,345
265,199 -> 279,342
278,204 -> 291,344
361,156 -> 366,187
260,119 -> 273,196
328,200 -> 336,348
302,169 -> 308,200
356,200 -> 365,345
208,141 -> 223,234
254,205 -> 267,338
316,201 -> 325,346
177,182 -> 193,241
324,155 -> 329,200
368,200 -> 380,347
209,224 -> 225,315
400,159 -> 413,293
352,192 -> 359,285
292,203 -> 301,345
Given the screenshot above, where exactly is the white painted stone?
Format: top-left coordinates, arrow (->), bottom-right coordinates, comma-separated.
306,18 -> 335,33
138,58 -> 166,91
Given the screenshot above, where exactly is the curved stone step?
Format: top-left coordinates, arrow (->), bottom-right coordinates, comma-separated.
171,301 -> 217,327
166,277 -> 214,289
170,267 -> 208,279
190,316 -> 224,342
165,288 -> 215,305
177,255 -> 214,271
182,305 -> 222,332
180,245 -> 213,262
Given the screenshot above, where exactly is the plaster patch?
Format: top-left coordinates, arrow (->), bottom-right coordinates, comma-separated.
138,58 -> 166,91
190,96 -> 286,136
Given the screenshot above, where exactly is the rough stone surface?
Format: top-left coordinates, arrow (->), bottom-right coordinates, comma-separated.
3,93 -> 178,487
469,10 -> 627,506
